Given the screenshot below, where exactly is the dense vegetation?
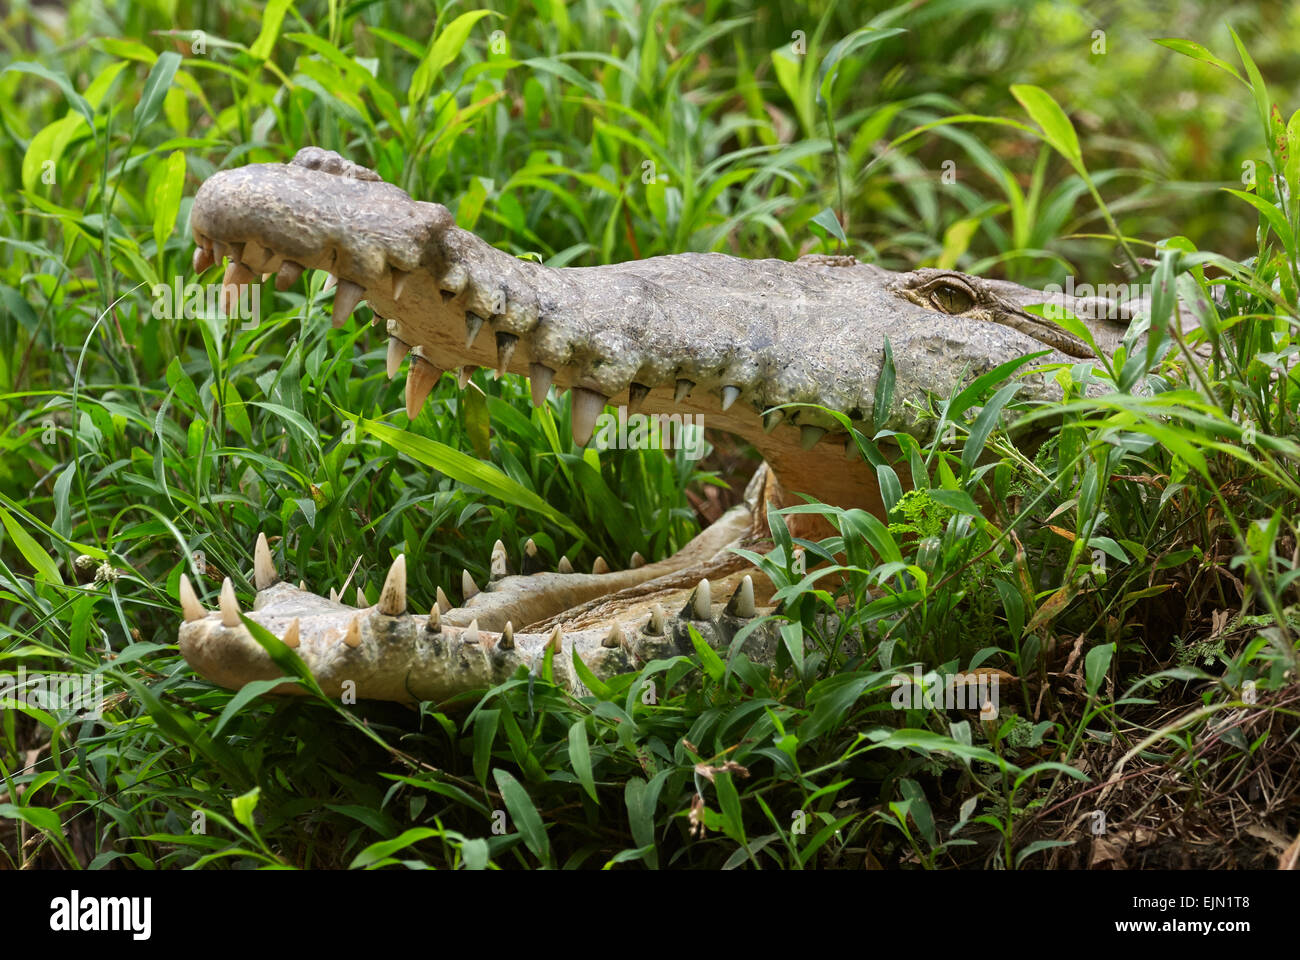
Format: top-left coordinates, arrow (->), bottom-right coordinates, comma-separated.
1,0 -> 1297,869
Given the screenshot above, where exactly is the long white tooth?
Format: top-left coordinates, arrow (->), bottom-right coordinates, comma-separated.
529,364 -> 555,407
763,409 -> 784,433
298,580 -> 307,591
427,605 -> 442,632
331,279 -> 365,328
282,617 -> 301,649
192,246 -> 214,274
343,616 -> 362,647
628,383 -> 649,414
462,569 -> 480,601
387,337 -> 410,379
463,619 -> 480,644
547,625 -> 563,655
525,538 -> 538,558
219,577 -> 241,627
356,586 -> 367,607
212,239 -> 230,263
253,532 -> 277,590
689,579 -> 711,620
726,575 -> 756,618
275,260 -> 304,291
179,574 -> 206,622
490,540 -> 508,579
499,621 -> 515,650
801,425 -> 826,450
495,333 -> 517,376
436,586 -> 452,613
465,312 -> 486,349
591,556 -> 610,575
647,603 -> 665,635
457,366 -> 475,388
721,385 -> 741,411
558,556 -> 574,574
329,588 -> 339,603
571,388 -> 607,446
391,269 -> 408,300
674,379 -> 694,402
378,554 -> 407,615
322,273 -> 337,291
630,551 -> 645,569
602,622 -> 625,649
406,355 -> 441,419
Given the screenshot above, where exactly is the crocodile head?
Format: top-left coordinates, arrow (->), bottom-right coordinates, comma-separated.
176,147 -> 1141,704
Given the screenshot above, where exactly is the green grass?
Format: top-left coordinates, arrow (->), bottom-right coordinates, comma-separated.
1,1 -> 1297,869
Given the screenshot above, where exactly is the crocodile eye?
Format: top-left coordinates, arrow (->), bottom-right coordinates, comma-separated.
928,280 -> 975,314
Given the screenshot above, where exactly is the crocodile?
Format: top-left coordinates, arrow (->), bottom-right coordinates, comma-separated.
176,146 -> 1175,705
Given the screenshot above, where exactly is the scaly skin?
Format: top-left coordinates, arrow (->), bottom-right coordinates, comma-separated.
177,147 -> 1163,705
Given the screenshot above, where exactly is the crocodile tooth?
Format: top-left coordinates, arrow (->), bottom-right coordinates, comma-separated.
242,241 -> 271,272
592,556 -> 609,575
192,246 -> 213,274
386,337 -> 410,379
378,554 -> 407,615
603,622 -> 625,649
463,619 -> 480,644
426,605 -> 442,632
801,425 -> 826,450
391,269 -> 408,300
406,355 -> 441,419
275,260 -> 304,291
457,366 -> 475,388
436,586 -> 452,614
323,273 -> 337,292
227,242 -> 245,263
223,261 -> 255,286
628,382 -> 650,413
495,332 -> 517,376
298,580 -> 307,591
547,625 -> 563,655
490,540 -> 508,579
343,616 -> 362,647
763,409 -> 784,433
179,574 -> 206,622
329,588 -> 339,603
725,575 -> 757,618
682,578 -> 711,620
571,388 -> 607,446
525,538 -> 538,558
253,532 -> 277,590
282,617 -> 301,649
557,556 -> 574,574
674,379 -> 695,402
647,603 -> 665,635
499,621 -> 515,650
844,439 -> 861,461
529,363 -> 554,407
721,385 -> 741,411
462,569 -> 480,600
441,263 -> 468,296
219,577 -> 241,627
464,312 -> 486,349
213,240 -> 230,262
356,586 -> 367,607
331,279 -> 365,328
630,551 -> 645,569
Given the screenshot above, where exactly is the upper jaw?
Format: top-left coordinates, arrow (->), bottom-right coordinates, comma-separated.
190,148 -> 1091,502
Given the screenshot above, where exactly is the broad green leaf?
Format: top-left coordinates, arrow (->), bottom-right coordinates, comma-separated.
133,52 -> 181,129
493,768 -> 551,866
1011,84 -> 1081,170
410,10 -> 496,105
152,150 -> 186,255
